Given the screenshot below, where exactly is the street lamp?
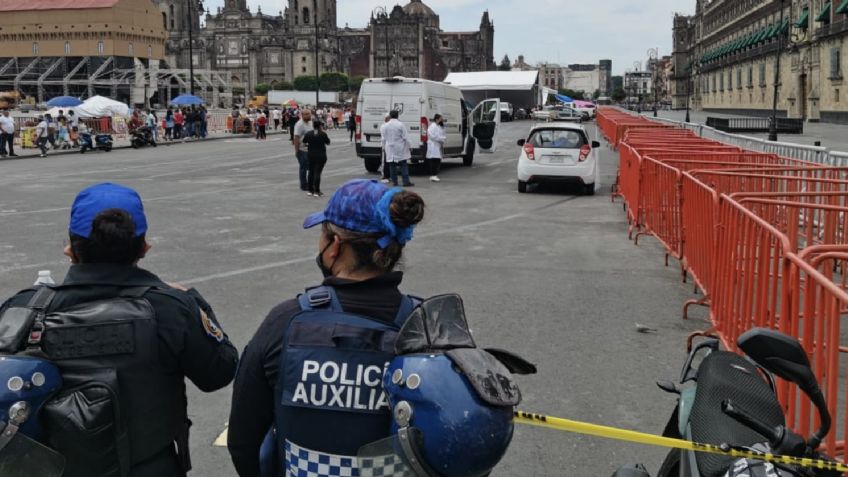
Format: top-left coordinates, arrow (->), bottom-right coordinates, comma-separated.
314,0 -> 320,108
648,48 -> 658,117
685,69 -> 691,123
768,0 -> 785,141
187,0 -> 195,96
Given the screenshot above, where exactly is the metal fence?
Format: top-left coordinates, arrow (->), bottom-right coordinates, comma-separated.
705,116 -> 804,134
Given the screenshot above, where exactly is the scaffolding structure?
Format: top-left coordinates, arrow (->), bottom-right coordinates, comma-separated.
0,56 -> 233,108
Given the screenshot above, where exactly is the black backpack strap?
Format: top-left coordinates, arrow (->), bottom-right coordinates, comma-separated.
26,286 -> 57,347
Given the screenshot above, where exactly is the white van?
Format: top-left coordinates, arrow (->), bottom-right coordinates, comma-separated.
355,77 -> 500,173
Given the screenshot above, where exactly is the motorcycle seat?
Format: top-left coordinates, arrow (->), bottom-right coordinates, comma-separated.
688,351 -> 785,477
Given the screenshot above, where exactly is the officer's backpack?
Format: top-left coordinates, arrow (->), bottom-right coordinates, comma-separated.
271,285 -> 419,472
0,285 -> 162,477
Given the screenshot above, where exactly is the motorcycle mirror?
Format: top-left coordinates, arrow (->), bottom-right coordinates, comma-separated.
738,327 -> 831,449
737,328 -> 815,392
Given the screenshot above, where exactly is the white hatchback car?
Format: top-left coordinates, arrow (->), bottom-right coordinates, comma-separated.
516,123 -> 600,194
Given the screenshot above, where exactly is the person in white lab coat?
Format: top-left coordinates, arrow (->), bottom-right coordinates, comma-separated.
426,114 -> 446,182
381,110 -> 414,187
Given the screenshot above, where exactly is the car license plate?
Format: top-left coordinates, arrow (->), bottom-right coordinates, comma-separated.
545,155 -> 566,164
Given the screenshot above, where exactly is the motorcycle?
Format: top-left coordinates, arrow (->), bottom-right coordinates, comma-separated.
79,132 -> 113,153
130,126 -> 157,149
613,328 -> 841,477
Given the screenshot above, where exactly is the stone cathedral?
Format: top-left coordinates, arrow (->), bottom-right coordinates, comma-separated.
154,0 -> 495,94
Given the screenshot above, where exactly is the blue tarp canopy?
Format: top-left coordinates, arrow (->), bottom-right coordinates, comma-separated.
170,94 -> 205,106
46,96 -> 83,107
554,94 -> 573,103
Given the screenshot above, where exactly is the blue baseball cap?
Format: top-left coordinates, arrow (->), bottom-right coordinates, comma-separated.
303,179 -> 415,248
69,183 -> 148,238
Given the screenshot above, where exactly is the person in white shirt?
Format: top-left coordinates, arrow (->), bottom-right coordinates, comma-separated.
35,114 -> 50,157
344,109 -> 353,142
379,113 -> 392,183
426,114 -> 447,182
272,108 -> 282,130
0,111 -> 17,157
381,110 -> 414,187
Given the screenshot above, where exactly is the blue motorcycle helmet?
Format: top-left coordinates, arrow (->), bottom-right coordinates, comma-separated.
0,355 -> 65,477
361,294 -> 535,477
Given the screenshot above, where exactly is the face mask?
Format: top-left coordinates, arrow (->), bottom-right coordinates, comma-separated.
316,241 -> 336,278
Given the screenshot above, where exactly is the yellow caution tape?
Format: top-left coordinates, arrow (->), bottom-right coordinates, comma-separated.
514,411 -> 848,473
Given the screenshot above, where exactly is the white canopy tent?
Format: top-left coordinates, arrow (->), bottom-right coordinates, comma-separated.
72,96 -> 130,118
443,71 -> 542,109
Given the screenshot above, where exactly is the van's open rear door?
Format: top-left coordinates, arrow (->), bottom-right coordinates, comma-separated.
470,98 -> 500,154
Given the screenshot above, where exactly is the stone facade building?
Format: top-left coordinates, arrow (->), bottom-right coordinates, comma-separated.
673,0 -> 848,123
154,0 -> 495,98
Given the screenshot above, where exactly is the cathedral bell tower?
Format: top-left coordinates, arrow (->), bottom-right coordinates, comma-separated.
288,0 -> 337,28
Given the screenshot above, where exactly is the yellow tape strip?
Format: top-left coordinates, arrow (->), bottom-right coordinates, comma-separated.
514,411 -> 848,473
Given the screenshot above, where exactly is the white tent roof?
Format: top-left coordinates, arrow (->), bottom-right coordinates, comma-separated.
74,96 -> 130,118
443,71 -> 539,91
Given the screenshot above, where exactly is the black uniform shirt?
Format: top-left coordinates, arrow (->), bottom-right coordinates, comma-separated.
0,264 -> 240,476
227,272 -> 405,477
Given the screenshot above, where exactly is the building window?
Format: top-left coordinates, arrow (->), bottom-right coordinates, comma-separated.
747,66 -> 753,87
442,40 -> 449,47
302,66 -> 307,73
64,41 -> 71,54
736,69 -> 742,89
97,40 -> 105,54
148,45 -> 153,58
32,42 -> 39,55
302,7 -> 310,24
302,56 -> 307,62
831,48 -> 842,79
836,89 -> 840,102
128,42 -> 134,56
719,73 -> 724,91
162,12 -> 167,30
759,63 -> 766,86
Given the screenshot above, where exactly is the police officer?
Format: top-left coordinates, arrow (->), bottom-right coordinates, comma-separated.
227,179 -> 426,477
0,182 -> 239,477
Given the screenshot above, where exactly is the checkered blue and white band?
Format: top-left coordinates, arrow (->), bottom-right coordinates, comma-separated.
284,440 -> 412,477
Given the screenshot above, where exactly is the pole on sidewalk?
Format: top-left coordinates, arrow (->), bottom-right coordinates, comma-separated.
768,0 -> 784,142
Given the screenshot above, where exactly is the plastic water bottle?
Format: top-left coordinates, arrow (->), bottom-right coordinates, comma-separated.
34,270 -> 55,286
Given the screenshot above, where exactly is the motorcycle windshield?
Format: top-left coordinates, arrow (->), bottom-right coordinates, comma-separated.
357,429 -> 433,477
0,430 -> 65,477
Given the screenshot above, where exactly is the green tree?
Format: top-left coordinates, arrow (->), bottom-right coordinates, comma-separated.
254,83 -> 271,95
270,80 -> 294,91
349,75 -> 366,92
592,89 -> 601,100
611,88 -> 626,102
320,72 -> 349,91
498,55 -> 512,71
294,76 -> 318,91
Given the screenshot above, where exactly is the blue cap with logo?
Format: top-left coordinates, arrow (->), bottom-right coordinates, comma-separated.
69,183 -> 148,238
303,179 -> 416,248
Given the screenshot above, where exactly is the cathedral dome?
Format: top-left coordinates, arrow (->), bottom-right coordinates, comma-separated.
402,0 -> 436,17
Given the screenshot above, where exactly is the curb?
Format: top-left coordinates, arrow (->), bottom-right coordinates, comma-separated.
2,130 -> 292,161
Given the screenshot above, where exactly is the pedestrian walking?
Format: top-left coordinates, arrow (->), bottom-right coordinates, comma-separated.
383,110 -> 414,187
231,107 -> 240,134
426,113 -> 446,182
256,112 -> 268,140
173,108 -> 184,139
227,178 -> 426,477
35,114 -> 50,157
146,109 -> 158,143
293,110 -> 312,191
272,107 -> 282,131
303,120 -> 330,197
165,108 -> 174,140
0,182 -> 238,477
67,110 -> 79,130
344,108 -> 354,142
379,113 -> 391,182
289,108 -> 298,142
47,113 -> 58,150
0,110 -> 18,157
199,106 -> 208,139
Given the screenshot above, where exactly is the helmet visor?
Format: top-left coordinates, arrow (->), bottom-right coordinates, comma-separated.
358,427 -> 436,477
0,428 -> 65,477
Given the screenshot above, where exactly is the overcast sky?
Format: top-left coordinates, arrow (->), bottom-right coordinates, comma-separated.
205,0 -> 694,76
